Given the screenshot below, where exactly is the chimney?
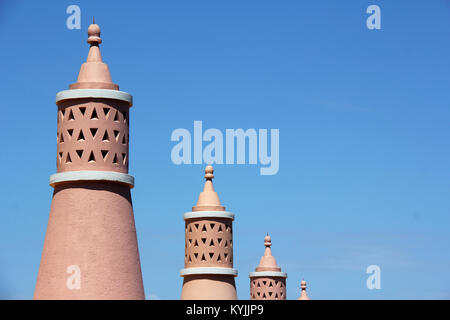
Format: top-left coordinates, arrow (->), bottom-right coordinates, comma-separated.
249,234 -> 287,300
34,21 -> 145,299
180,166 -> 238,299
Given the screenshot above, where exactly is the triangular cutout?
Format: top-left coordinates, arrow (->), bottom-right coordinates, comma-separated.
59,132 -> 64,143
217,238 -> 222,245
209,239 -> 214,247
202,224 -> 207,232
209,252 -> 214,259
201,254 -> 206,262
112,153 -> 118,164
76,150 -> 83,159
122,153 -> 127,165
210,223 -> 215,230
194,239 -> 199,247
77,129 -> 85,141
218,225 -> 223,233
123,111 -> 127,122
122,134 -> 126,145
79,107 -> 86,116
194,223 -> 199,231
91,108 -> 98,120
113,130 -> 120,141
101,150 -> 108,160
188,255 -> 192,262
68,109 -> 74,120
201,238 -> 207,245
103,107 -> 110,118
65,152 -> 72,163
88,151 -> 95,162
114,110 -> 120,122
67,129 -> 74,137
90,128 -> 98,138
194,253 -> 198,259
102,130 -> 109,142
217,253 -> 222,262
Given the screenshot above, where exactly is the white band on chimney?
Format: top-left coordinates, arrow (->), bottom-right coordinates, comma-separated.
56,89 -> 133,106
184,211 -> 235,220
180,267 -> 238,277
249,271 -> 288,278
50,171 -> 134,188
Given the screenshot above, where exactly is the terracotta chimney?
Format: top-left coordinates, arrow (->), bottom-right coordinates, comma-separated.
180,166 -> 238,299
249,234 -> 287,300
298,280 -> 310,300
34,21 -> 145,299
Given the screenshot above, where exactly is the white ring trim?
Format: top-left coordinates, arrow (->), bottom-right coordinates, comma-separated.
180,267 -> 238,277
50,171 -> 134,188
56,89 -> 133,106
249,271 -> 287,278
184,211 -> 234,220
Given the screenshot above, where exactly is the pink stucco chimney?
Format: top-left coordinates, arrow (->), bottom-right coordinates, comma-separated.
249,234 -> 287,300
34,21 -> 145,299
180,166 -> 238,299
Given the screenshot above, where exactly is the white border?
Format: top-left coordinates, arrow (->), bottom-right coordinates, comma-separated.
56,89 -> 133,106
180,267 -> 238,277
184,211 -> 234,220
50,171 -> 134,188
249,271 -> 287,278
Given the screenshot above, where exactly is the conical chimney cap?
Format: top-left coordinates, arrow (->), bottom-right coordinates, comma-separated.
255,234 -> 281,272
192,165 -> 225,212
69,19 -> 119,90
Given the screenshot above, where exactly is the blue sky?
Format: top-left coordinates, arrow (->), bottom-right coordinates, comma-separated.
0,0 -> 449,299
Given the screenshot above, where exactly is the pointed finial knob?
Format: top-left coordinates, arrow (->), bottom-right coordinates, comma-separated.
264,234 -> 272,247
205,165 -> 214,180
87,19 -> 102,45
301,279 -> 307,289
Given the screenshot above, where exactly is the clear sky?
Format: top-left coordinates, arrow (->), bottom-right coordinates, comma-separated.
0,0 -> 449,299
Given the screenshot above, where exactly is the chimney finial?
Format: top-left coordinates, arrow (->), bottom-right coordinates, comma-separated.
87,20 -> 102,45
205,165 -> 214,180
192,165 -> 225,211
264,234 -> 272,248
299,280 -> 310,300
